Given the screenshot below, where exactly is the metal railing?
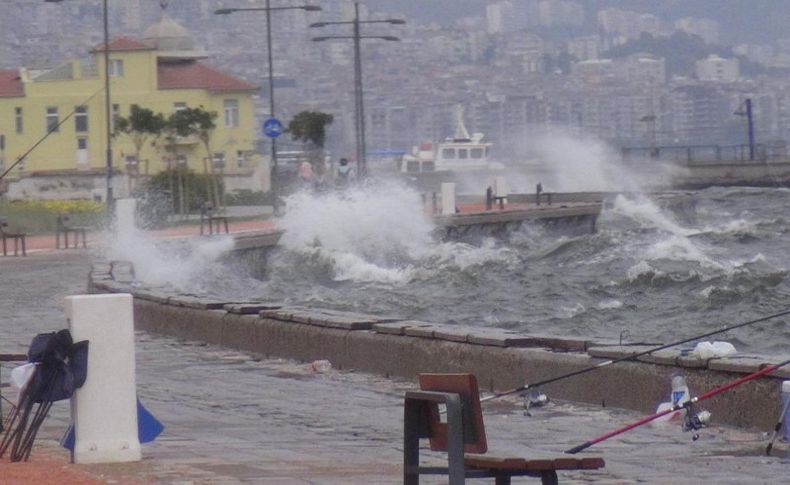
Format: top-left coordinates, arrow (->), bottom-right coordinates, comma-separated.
622,142 -> 788,165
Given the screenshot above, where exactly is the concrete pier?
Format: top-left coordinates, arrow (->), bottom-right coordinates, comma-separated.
88,263 -> 790,432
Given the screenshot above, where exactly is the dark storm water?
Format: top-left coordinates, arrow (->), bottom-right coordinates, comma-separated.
207,185 -> 790,356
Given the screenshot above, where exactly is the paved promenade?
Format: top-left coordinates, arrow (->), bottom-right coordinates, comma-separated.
1,238 -> 790,483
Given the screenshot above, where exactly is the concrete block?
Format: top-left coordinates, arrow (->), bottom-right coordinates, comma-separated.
91,262 -> 112,274
315,316 -> 375,331
372,322 -> 410,335
66,294 -> 141,464
130,289 -> 171,305
168,295 -> 231,310
518,333 -> 591,352
467,329 -> 546,348
224,303 -> 281,315
433,325 -> 474,343
707,355 -> 772,375
259,308 -> 290,321
98,281 -> 132,293
587,345 -> 656,360
404,323 -> 444,339
638,349 -> 683,367
675,352 -> 710,369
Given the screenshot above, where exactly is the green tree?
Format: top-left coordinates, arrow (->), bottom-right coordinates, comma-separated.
114,105 -> 166,175
287,111 -> 334,148
167,107 -> 220,209
287,111 -> 334,178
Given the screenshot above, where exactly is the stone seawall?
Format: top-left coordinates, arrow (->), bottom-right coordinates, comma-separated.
91,263 -> 790,431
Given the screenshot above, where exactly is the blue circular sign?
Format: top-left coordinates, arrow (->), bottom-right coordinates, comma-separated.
263,117 -> 284,139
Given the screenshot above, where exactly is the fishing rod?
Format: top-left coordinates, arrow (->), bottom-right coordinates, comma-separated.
565,357 -> 790,454
765,395 -> 790,456
480,308 -> 790,404
0,86 -> 105,182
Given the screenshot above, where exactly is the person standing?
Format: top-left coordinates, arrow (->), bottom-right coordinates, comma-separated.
336,158 -> 352,188
298,160 -> 314,189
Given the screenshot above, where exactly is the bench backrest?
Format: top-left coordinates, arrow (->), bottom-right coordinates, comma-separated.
419,373 -> 487,454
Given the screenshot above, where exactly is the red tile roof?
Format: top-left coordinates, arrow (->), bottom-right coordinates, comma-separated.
91,36 -> 154,53
0,70 -> 24,98
158,62 -> 258,92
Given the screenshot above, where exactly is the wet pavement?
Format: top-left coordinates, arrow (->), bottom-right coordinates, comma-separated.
2,249 -> 790,483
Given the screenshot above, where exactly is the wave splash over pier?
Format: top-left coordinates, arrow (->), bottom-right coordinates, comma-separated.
249,183 -> 790,355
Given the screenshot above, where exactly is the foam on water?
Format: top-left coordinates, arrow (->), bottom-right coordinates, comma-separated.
276,181 -> 513,284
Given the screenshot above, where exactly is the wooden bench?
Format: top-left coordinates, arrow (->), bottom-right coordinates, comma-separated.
404,373 -> 604,484
0,219 -> 26,257
199,204 -> 229,236
55,214 -> 88,249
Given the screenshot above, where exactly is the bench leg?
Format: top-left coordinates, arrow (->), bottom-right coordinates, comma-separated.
445,394 -> 466,485
403,399 -> 422,485
494,475 -> 511,485
541,471 -> 559,485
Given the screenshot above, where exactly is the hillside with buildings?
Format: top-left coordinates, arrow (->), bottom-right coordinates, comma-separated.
2,0 -> 790,166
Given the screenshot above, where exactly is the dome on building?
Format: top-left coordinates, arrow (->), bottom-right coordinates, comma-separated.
142,12 -> 195,52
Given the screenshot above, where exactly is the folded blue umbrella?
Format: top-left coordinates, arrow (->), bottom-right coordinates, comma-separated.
61,398 -> 164,450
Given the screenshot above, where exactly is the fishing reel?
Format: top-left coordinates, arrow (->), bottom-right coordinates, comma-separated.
682,406 -> 712,441
522,390 -> 549,416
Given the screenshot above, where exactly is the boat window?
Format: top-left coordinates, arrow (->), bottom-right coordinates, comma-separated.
406,161 -> 420,173
470,148 -> 483,159
423,161 -> 435,172
442,148 -> 455,159
458,149 -> 468,159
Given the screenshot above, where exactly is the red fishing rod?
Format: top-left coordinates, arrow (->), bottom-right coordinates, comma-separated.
480,308 -> 790,404
565,358 -> 790,454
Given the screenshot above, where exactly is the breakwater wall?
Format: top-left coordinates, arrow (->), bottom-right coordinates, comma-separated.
91,262 -> 789,431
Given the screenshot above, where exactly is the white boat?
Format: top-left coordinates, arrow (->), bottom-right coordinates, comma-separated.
400,106 -> 503,174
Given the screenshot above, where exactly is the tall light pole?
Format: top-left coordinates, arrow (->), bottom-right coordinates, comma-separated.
311,3 -> 404,178
215,3 -> 321,211
46,0 -> 113,211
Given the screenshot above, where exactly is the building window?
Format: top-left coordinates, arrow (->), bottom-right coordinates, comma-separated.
15,107 -> 23,134
77,138 -> 88,150
75,106 -> 88,132
109,59 -> 124,77
46,107 -> 59,133
224,99 -> 239,127
174,102 -> 187,112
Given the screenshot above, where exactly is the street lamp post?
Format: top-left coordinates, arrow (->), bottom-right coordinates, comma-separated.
215,3 -> 321,211
311,2 -> 404,178
734,98 -> 756,161
46,0 -> 113,211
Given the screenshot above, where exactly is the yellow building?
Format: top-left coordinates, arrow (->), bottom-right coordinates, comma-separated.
0,13 -> 264,200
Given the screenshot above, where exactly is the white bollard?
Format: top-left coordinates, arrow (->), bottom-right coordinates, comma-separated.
66,293 -> 141,464
115,198 -> 137,242
441,182 -> 456,216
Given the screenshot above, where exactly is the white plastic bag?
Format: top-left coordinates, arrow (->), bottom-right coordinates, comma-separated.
10,362 -> 37,405
693,341 -> 736,360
